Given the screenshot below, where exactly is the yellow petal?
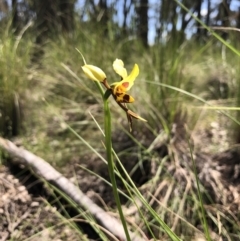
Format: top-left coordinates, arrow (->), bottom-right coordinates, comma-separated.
123,64 -> 139,87
82,65 -> 106,82
113,59 -> 127,79
112,64 -> 139,94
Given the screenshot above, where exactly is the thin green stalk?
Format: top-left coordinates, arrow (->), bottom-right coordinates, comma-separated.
93,79 -> 131,241
103,95 -> 131,241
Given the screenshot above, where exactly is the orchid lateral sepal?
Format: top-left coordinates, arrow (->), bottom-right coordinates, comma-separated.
115,101 -> 147,132
126,109 -> 133,133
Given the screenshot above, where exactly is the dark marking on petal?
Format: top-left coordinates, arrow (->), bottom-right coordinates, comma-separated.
123,94 -> 130,103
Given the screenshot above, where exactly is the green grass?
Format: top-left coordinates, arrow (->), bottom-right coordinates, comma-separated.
1,17 -> 240,241
0,25 -> 33,137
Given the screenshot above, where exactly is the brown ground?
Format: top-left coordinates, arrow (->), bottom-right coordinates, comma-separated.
1,122 -> 240,240
0,164 -> 85,241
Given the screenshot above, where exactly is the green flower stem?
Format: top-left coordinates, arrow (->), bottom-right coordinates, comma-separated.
94,80 -> 131,241
103,99 -> 131,241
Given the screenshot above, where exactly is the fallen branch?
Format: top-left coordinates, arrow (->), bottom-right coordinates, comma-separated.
0,137 -> 146,241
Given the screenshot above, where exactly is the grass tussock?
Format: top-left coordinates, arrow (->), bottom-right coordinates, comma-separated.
0,27 -> 33,137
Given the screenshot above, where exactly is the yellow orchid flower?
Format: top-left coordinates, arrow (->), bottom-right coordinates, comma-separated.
111,59 -> 139,103
110,59 -> 146,131
82,64 -> 106,82
81,58 -> 146,132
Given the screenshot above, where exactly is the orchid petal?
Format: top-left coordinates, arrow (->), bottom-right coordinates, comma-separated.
112,64 -> 139,95
113,59 -> 127,79
82,65 -> 106,82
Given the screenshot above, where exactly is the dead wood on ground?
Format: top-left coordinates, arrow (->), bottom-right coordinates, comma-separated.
0,137 -> 146,241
